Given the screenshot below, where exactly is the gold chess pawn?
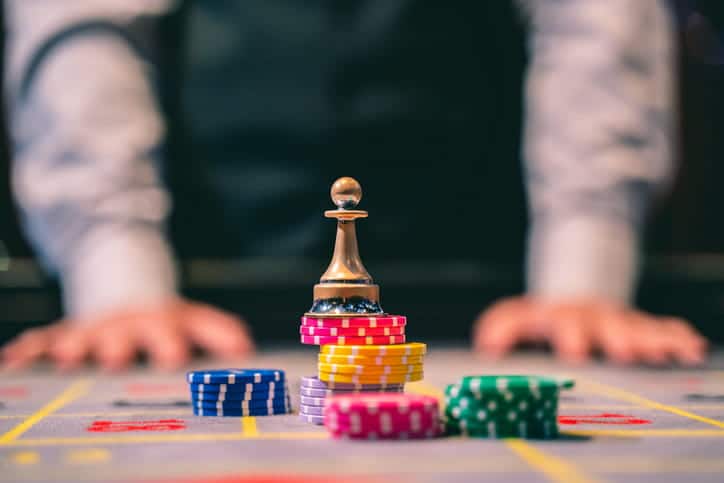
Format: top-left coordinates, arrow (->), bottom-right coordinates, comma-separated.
307,177 -> 384,315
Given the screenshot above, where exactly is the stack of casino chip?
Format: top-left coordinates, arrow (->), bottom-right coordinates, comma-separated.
324,393 -> 442,439
317,341 -> 426,386
300,315 -> 425,386
187,369 -> 291,417
298,375 -> 404,425
443,375 -> 574,439
298,315 -> 427,425
300,315 -> 407,347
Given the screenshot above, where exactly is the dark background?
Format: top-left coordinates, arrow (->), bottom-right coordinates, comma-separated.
0,2 -> 723,345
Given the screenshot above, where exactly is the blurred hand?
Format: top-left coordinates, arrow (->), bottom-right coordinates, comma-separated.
1,299 -> 254,371
474,296 -> 707,366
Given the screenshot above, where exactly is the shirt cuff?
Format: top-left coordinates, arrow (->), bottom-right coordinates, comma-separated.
526,216 -> 639,305
61,223 -> 178,320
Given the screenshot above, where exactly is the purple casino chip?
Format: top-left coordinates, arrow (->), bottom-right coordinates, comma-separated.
300,376 -> 327,389
299,395 -> 326,407
299,387 -> 332,398
300,375 -> 405,391
299,404 -> 325,416
299,386 -> 405,398
299,412 -> 325,425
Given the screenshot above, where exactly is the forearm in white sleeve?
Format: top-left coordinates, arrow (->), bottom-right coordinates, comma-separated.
5,1 -> 181,318
519,0 -> 676,304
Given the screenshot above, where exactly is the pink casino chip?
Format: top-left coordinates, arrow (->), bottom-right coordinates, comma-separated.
300,325 -> 405,337
300,334 -> 406,346
300,315 -> 407,329
323,393 -> 441,439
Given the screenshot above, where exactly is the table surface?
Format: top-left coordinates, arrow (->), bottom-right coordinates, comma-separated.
1,346 -> 724,483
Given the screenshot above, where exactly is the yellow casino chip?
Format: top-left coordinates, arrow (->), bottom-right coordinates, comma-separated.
320,342 -> 426,357
318,353 -> 424,366
318,362 -> 424,376
319,371 -> 424,385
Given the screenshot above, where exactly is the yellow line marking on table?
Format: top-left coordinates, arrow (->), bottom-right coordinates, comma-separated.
561,404 -> 724,410
0,426 -> 720,447
409,381 -> 599,483
0,432 -> 328,446
559,404 -> 636,410
506,440 -> 599,483
11,450 -> 39,465
564,428 -> 724,438
65,448 -> 110,464
2,403 -> 723,420
241,417 -> 258,437
402,382 -> 724,414
0,410 -> 189,420
0,379 -> 92,444
580,379 -> 724,429
53,409 -> 188,418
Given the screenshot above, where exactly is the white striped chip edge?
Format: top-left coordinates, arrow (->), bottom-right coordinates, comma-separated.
194,381 -> 285,394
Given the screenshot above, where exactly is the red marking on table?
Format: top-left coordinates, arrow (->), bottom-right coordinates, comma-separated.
125,383 -> 187,396
87,419 -> 186,432
0,386 -> 29,399
558,413 -> 652,425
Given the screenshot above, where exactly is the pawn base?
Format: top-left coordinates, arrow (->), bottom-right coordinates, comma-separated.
306,296 -> 385,316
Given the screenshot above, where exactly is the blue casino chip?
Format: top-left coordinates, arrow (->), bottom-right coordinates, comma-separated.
186,369 -> 284,385
193,398 -> 290,410
191,388 -> 288,402
193,405 -> 290,417
189,381 -> 285,394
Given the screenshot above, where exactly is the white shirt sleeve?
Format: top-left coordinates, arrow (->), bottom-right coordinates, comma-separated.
5,1 -> 181,319
519,0 -> 676,304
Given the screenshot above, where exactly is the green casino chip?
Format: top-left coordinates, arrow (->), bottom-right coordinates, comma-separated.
446,381 -> 560,400
444,391 -> 559,411
443,375 -> 569,439
444,394 -> 557,423
455,375 -> 573,398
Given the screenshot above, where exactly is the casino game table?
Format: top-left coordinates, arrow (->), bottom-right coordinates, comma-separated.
3,178 -> 724,482
2,347 -> 724,483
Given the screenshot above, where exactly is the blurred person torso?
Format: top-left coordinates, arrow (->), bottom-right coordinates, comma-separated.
166,0 -> 528,261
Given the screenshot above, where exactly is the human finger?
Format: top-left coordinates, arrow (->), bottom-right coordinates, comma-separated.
49,324 -> 91,371
658,317 -> 707,366
548,307 -> 591,364
93,323 -> 137,371
629,315 -> 672,365
184,303 -> 254,359
474,300 -> 532,357
2,326 -> 59,369
594,312 -> 636,365
137,313 -> 191,369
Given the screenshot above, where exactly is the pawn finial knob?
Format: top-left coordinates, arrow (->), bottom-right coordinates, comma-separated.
331,177 -> 362,209
308,176 -> 383,315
